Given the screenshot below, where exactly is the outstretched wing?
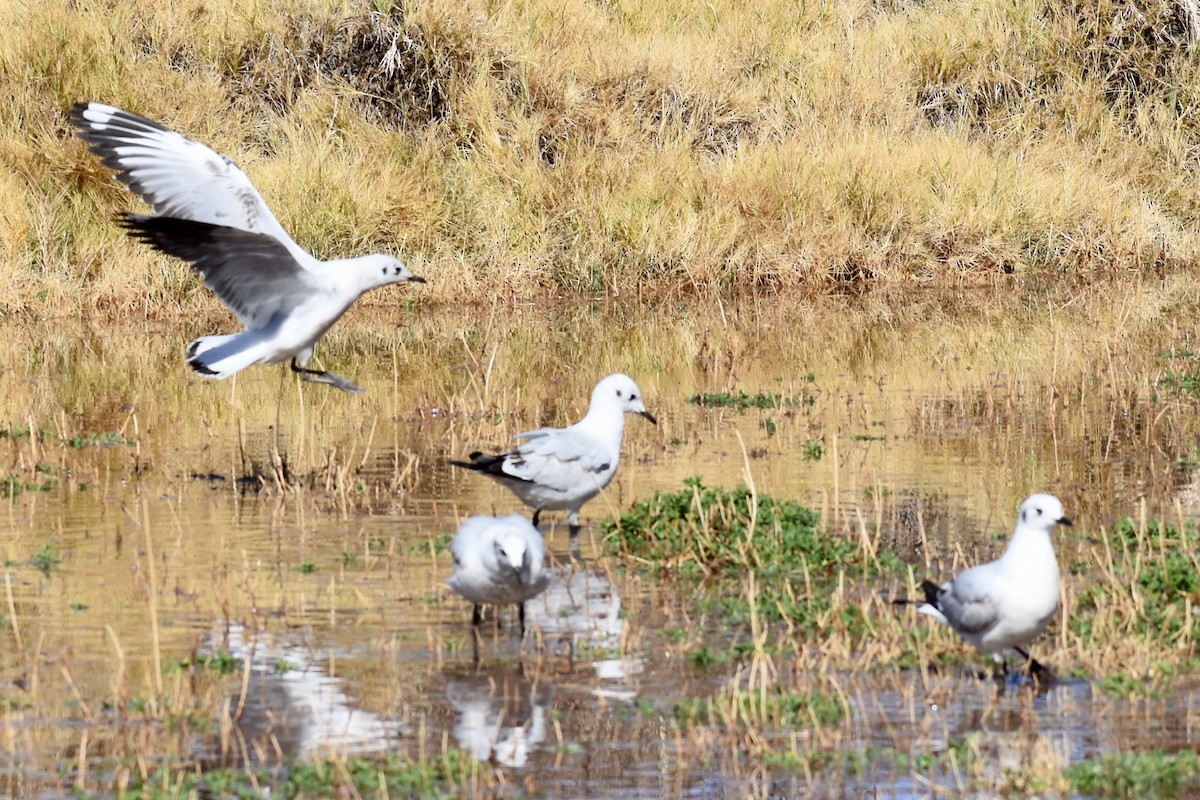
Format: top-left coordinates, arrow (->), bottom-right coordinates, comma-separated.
70,102 -> 313,267
120,215 -> 317,328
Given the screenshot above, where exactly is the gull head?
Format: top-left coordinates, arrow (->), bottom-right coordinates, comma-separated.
365,254 -> 426,287
1018,493 -> 1072,533
592,373 -> 657,425
493,528 -> 530,582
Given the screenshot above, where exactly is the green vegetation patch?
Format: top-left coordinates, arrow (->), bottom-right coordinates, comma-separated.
602,478 -> 901,637
1066,749 -> 1200,799
686,389 -> 814,410
674,687 -> 847,731
167,651 -> 244,676
1071,518 -> 1200,645
0,475 -> 56,497
123,751 -> 467,799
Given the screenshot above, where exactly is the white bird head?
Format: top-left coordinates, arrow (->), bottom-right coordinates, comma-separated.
591,373 -> 657,425
494,528 -> 530,579
1017,493 -> 1072,532
363,254 -> 426,287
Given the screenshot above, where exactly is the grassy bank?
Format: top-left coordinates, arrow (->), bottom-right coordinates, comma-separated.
2,0 -> 1198,314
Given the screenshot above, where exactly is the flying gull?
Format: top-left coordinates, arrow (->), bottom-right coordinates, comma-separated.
70,102 -> 425,393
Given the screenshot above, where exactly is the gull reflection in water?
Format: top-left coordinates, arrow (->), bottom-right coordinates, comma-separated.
203,624 -> 406,765
444,666 -> 554,768
525,565 -> 643,696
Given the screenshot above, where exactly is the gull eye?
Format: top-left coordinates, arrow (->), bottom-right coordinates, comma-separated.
381,267 -> 387,275
616,389 -> 624,398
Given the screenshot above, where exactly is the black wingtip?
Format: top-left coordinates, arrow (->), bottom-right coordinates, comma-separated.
189,358 -> 219,376
919,579 -> 941,606
67,102 -> 88,125
448,450 -> 491,469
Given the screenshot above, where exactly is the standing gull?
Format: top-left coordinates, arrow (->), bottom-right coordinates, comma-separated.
899,493 -> 1071,678
449,373 -> 657,545
446,514 -> 553,634
69,102 -> 425,393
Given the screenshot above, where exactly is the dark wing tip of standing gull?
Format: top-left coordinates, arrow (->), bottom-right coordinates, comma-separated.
919,579 -> 941,607
448,451 -> 537,484
448,451 -> 500,472
890,579 -> 942,607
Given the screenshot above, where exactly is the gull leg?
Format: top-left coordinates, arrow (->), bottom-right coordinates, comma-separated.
519,602 -> 527,637
290,358 -> 362,394
568,511 -> 582,560
532,509 -> 542,527
1015,646 -> 1054,683
990,652 -> 1008,682
470,605 -> 483,663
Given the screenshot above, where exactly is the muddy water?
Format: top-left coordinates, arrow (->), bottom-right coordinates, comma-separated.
3,289 -> 1200,796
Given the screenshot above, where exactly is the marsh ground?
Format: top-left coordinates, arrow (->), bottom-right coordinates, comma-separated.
3,288 -> 1200,796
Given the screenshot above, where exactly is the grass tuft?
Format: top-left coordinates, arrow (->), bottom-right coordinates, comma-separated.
602,478 -> 901,637
1066,749 -> 1200,799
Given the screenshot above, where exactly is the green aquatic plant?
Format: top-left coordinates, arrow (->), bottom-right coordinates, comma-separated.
0,474 -> 56,498
1066,750 -> 1200,798
1156,370 -> 1200,396
167,652 -> 244,676
1071,518 -> 1200,646
672,687 -> 847,732
121,751 -> 467,799
602,478 -> 901,638
29,543 -> 62,575
686,390 -> 791,409
62,431 -> 131,448
1098,672 -> 1157,700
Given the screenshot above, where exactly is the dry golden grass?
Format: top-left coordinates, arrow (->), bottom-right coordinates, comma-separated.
2,0 -> 1198,314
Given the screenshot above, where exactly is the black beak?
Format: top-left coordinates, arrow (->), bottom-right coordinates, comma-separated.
640,410 -> 658,425
1058,516 -> 1073,527
408,275 -> 427,284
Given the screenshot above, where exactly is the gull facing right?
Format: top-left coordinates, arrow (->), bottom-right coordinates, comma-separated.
70,102 -> 426,393
904,493 -> 1071,677
449,373 -> 657,543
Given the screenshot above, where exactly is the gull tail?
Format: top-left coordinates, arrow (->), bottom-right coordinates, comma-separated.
892,579 -> 950,625
449,451 -> 511,478
186,333 -> 270,380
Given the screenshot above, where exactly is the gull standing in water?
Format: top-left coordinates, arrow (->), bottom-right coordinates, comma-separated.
447,514 -> 553,634
70,102 -> 425,393
898,493 -> 1071,679
449,373 -> 657,547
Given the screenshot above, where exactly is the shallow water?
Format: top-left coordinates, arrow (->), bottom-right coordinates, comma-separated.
3,290 -> 1200,796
